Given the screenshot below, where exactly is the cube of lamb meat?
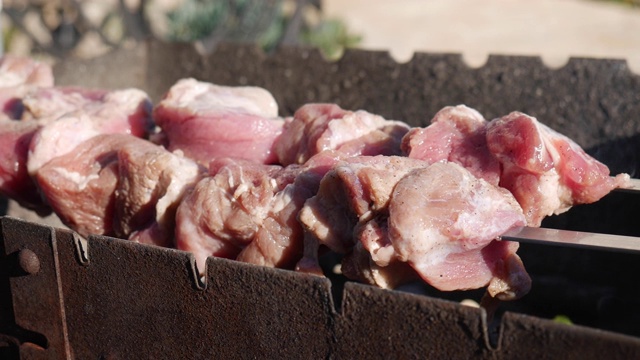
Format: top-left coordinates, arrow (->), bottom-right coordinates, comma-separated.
22,87 -> 153,132
275,103 -> 410,166
153,78 -> 284,165
175,158 -> 298,271
25,88 -> 153,175
388,162 -> 530,299
35,134 -> 133,236
486,111 -> 631,226
297,155 -> 430,277
402,105 -> 501,185
299,157 -> 530,299
0,120 -> 48,212
176,151 -> 345,273
115,140 -> 205,248
0,55 -> 54,120
299,156 -> 430,255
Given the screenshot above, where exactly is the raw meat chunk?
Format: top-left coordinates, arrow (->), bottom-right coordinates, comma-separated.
402,105 -> 500,185
26,88 -> 153,175
176,151 -> 345,272
389,162 -> 529,298
299,156 -> 429,255
115,140 -> 205,248
153,78 -> 284,165
486,111 -> 630,226
35,134 -> 133,236
21,87 -> 153,132
0,120 -> 46,211
175,159 -> 295,271
275,104 -> 410,166
299,157 -> 530,299
0,55 -> 53,120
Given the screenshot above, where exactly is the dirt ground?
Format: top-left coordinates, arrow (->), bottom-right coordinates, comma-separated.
323,0 -> 640,72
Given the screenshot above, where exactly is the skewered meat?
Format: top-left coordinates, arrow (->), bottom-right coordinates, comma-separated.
402,105 -> 500,185
486,111 -> 630,226
0,55 -> 54,120
299,157 -> 530,298
299,156 -> 429,256
153,78 -> 285,165
176,150 -> 348,273
388,162 -> 529,298
0,69 -> 630,301
115,139 -> 205,248
275,103 -> 410,166
174,158 -> 299,271
35,134 -> 131,236
21,87 -> 152,130
0,120 -> 44,211
25,87 -> 153,175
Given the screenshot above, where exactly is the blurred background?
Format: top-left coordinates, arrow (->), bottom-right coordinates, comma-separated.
1,0 -> 639,71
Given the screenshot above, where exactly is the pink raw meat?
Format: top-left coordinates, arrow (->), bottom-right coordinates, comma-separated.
388,162 -> 530,299
299,156 -> 429,255
153,78 -> 284,165
26,87 -> 153,175
115,138 -> 205,248
176,151 -> 345,273
275,103 -> 409,166
0,55 -> 53,120
35,134 -> 134,236
402,105 -> 501,185
175,158 -> 293,271
22,87 -> 153,132
0,119 -> 47,211
486,112 -> 630,226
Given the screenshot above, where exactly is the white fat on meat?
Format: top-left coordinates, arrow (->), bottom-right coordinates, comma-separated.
153,78 -> 284,165
27,115 -> 101,175
486,111 -> 630,226
161,78 -> 278,117
275,103 -> 410,166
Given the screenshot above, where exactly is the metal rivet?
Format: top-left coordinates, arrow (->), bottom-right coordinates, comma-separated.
18,249 -> 40,275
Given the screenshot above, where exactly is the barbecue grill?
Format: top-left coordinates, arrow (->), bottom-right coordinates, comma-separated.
1,41 -> 640,359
